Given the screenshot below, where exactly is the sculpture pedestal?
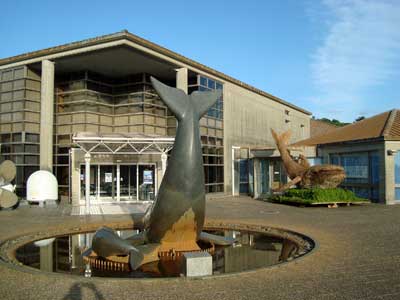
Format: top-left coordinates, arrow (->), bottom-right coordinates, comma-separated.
183,252 -> 212,277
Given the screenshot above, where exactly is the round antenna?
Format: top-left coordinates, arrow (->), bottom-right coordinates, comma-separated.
0,160 -> 16,183
0,188 -> 18,209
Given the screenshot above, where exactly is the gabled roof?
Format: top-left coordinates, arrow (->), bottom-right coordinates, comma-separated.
294,109 -> 400,146
0,30 -> 311,115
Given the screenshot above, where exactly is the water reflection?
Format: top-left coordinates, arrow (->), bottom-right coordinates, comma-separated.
16,229 -> 300,278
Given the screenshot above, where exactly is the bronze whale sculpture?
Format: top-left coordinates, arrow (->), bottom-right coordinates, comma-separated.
87,77 -> 234,270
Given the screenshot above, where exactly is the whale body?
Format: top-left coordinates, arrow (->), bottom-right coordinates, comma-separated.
89,77 -> 234,269
146,77 -> 222,252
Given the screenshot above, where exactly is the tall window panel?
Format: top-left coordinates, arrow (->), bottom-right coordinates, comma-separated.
0,66 -> 41,197
329,151 -> 380,202
395,151 -> 400,201
188,74 -> 224,193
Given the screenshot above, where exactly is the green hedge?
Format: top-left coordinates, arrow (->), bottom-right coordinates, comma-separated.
269,188 -> 369,205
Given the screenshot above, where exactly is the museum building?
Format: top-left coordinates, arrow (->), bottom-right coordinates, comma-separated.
0,31 -> 311,206
294,110 -> 400,204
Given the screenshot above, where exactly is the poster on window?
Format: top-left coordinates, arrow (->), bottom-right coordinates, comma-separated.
143,170 -> 153,185
105,173 -> 113,183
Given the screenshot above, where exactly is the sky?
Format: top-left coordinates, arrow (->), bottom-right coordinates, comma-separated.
1,0 -> 399,122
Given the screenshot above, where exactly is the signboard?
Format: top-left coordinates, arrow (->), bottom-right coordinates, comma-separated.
143,170 -> 153,185
105,173 -> 113,183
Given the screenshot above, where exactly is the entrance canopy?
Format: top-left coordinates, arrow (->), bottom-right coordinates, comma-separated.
72,132 -> 174,155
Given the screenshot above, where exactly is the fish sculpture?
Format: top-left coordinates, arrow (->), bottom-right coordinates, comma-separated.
87,77 -> 234,270
271,129 -> 345,191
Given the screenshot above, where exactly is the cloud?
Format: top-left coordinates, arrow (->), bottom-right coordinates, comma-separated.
310,0 -> 400,120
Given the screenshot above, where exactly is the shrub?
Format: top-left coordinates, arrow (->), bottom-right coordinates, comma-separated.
269,188 -> 369,205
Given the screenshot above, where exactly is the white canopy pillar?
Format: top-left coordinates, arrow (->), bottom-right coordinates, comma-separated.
116,161 -> 121,202
84,153 -> 91,214
161,152 -> 168,177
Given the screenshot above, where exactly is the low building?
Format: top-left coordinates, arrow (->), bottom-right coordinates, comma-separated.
0,31 -> 311,207
295,110 -> 400,204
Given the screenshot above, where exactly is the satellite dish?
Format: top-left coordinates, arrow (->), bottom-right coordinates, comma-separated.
0,160 -> 18,209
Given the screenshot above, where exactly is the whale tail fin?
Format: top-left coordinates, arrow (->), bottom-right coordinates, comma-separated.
190,89 -> 222,118
150,76 -> 188,120
271,129 -> 291,148
150,76 -> 222,120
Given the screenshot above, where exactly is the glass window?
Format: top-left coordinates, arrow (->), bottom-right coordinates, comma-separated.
188,76 -> 198,85
24,155 -> 39,164
330,154 -> 340,165
200,76 -> 207,87
370,152 -> 380,185
207,79 -> 215,89
239,159 -> 249,183
395,188 -> 400,201
395,152 -> 400,185
0,134 -> 11,143
216,82 -> 223,90
260,160 -> 270,195
12,133 -> 22,142
342,154 -> 369,184
308,157 -> 322,166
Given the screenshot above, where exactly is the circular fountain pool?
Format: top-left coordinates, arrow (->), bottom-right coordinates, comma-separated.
13,226 -> 314,278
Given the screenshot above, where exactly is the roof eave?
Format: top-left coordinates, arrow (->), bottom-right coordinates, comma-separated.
0,30 -> 311,116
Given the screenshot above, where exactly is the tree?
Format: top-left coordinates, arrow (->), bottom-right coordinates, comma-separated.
316,117 -> 349,127
354,116 -> 365,122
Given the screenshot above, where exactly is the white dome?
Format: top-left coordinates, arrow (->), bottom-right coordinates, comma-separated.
27,170 -> 58,202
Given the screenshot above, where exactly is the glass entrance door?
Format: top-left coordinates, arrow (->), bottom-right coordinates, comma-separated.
80,165 -> 97,200
119,165 -> 137,201
80,164 -> 156,203
260,160 -> 270,195
99,165 -> 116,200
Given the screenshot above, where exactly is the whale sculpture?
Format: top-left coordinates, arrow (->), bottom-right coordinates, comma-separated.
271,129 -> 345,191
87,77 -> 234,270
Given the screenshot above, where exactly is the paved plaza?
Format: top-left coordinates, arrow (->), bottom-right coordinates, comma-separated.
0,196 -> 400,300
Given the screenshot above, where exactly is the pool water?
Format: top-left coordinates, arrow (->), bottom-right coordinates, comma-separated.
15,229 -> 309,278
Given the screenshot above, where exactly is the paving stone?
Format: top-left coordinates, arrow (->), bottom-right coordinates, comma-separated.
0,196 -> 399,300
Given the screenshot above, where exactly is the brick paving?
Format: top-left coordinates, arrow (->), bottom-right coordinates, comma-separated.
0,196 -> 400,300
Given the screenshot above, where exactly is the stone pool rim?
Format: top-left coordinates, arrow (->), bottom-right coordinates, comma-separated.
0,221 -> 317,282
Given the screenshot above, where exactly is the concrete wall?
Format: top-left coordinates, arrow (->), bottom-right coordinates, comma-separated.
384,141 -> 400,204
317,141 -> 387,203
222,81 -> 311,193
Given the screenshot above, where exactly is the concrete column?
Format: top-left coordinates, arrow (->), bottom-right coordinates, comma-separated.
84,153 -> 91,214
176,68 -> 188,94
40,60 -> 55,171
384,146 -> 396,204
70,149 -> 81,205
116,162 -> 120,201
